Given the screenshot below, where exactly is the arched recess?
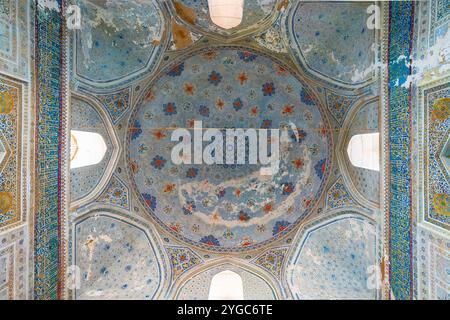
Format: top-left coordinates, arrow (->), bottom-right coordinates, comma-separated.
69,93 -> 121,210
171,259 -> 281,300
284,210 -> 380,300
337,96 -> 381,209
70,208 -> 169,300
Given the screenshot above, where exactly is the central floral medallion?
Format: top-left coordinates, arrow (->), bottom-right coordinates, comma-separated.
127,47 -> 331,251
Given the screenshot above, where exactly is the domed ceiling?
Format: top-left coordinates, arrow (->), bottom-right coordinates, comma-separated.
127,47 -> 331,251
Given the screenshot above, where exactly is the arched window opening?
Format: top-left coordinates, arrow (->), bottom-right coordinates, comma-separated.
208,270 -> 244,300
208,0 -> 244,29
347,132 -> 380,171
70,130 -> 107,169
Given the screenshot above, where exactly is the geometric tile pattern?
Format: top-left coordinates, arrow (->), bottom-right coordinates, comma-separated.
423,85 -> 450,228
252,247 -> 288,280
417,227 -> 450,300
165,246 -> 203,280
0,225 -> 28,300
326,177 -> 355,209
0,77 -> 23,230
97,174 -> 130,210
325,91 -> 356,126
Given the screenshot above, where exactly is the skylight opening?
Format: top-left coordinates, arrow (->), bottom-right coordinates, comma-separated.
208,270 -> 244,300
347,132 -> 380,171
70,130 -> 107,169
208,0 -> 244,29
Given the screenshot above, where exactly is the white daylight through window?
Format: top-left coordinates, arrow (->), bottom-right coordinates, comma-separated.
208,270 -> 244,300
70,130 -> 107,169
347,132 -> 380,171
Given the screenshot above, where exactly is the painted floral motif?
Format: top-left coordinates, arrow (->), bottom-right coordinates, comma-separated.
186,167 -> 199,179
183,201 -> 196,216
252,248 -> 287,279
130,120 -> 142,140
262,82 -> 275,96
163,102 -> 177,116
281,182 -> 295,195
326,177 -> 355,209
238,72 -> 248,85
97,89 -> 131,124
272,220 -> 290,235
151,155 -> 167,170
208,71 -> 222,86
199,105 -> 210,117
98,175 -> 130,209
431,97 -> 450,121
167,62 -> 185,77
142,193 -> 157,210
239,210 -> 251,222
184,83 -> 195,95
314,158 -> 327,179
325,91 -> 356,126
300,88 -> 315,106
291,128 -> 307,143
166,246 -> 203,278
260,119 -> 272,128
232,98 -> 243,111
200,235 -> 220,246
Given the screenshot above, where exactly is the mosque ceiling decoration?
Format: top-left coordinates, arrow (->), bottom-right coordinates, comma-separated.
0,0 -> 29,80
286,1 -> 377,87
97,174 -> 130,211
26,0 -> 450,301
421,82 -> 450,228
165,245 -> 203,281
0,77 -> 25,231
250,247 -> 288,280
73,0 -> 167,89
73,212 -> 168,300
70,95 -> 118,206
127,46 -> 332,252
325,176 -> 356,210
285,214 -> 378,300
